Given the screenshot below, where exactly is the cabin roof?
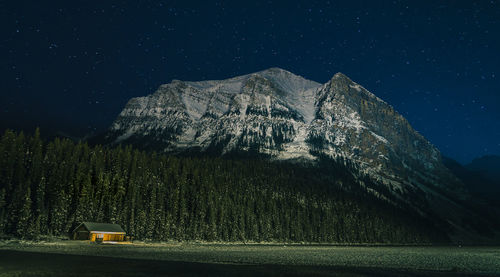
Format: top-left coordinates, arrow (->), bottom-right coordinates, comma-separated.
74,222 -> 125,233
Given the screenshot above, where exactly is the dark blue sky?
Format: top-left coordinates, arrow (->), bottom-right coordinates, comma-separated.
1,0 -> 499,163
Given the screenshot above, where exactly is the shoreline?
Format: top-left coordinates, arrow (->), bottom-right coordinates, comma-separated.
0,240 -> 498,276
2,237 -> 499,247
0,249 -> 494,277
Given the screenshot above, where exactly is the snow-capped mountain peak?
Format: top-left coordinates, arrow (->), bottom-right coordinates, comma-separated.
106,68 -> 462,199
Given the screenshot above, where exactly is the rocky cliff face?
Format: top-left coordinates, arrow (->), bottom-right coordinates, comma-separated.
107,68 -> 461,196
102,67 -> 500,242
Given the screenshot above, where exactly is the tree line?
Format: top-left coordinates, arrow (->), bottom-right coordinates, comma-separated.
0,129 -> 447,243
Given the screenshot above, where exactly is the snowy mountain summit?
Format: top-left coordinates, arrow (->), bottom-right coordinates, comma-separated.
106,68 -> 459,195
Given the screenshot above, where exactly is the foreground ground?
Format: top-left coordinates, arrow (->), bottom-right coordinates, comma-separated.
0,241 -> 499,276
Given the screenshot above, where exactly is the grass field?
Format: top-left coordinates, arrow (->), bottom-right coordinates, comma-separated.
0,241 -> 499,276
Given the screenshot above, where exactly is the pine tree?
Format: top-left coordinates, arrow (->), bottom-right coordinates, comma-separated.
0,129 -> 448,243
16,187 -> 32,238
0,188 -> 6,234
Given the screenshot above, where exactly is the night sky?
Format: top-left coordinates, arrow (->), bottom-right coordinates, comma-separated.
1,1 -> 499,163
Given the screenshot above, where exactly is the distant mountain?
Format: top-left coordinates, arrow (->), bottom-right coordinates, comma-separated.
100,68 -> 498,243
442,156 -> 500,236
443,155 -> 500,198
443,156 -> 499,198
466,155 -> 500,187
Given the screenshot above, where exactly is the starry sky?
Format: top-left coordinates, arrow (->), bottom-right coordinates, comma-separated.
1,0 -> 499,163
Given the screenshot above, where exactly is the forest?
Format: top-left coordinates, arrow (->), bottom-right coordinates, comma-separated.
0,129 -> 448,243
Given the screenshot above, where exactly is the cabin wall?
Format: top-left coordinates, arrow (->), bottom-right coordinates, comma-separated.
72,223 -> 126,241
73,225 -> 90,240
105,234 -> 124,241
90,233 -> 125,241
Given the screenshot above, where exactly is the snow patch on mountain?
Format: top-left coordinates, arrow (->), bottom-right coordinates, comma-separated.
107,67 -> 461,201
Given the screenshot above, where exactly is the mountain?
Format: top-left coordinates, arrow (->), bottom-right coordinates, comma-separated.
444,155 -> 500,214
444,156 -> 500,197
466,155 -> 500,187
106,68 -> 457,189
103,68 -> 497,242
443,156 -> 500,236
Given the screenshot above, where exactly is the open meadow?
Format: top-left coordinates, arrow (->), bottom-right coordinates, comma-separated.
0,240 -> 499,276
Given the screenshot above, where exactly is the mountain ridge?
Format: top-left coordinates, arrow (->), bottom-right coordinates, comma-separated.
101,68 -> 499,242
105,68 -> 458,191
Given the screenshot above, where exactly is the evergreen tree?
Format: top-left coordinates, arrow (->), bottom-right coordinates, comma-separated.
0,129 -> 449,243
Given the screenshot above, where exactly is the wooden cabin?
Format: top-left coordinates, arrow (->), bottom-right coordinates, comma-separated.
72,222 -> 126,242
